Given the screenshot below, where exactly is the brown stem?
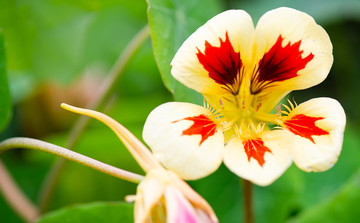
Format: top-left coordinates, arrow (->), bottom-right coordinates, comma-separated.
243,179 -> 254,223
0,160 -> 39,222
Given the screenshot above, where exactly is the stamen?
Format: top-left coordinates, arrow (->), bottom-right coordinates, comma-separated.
221,117 -> 237,131
203,100 -> 222,119
287,98 -> 297,110
234,124 -> 241,137
249,122 -> 257,133
235,121 -> 266,139
250,122 -> 266,135
282,104 -> 292,113
280,98 -> 298,116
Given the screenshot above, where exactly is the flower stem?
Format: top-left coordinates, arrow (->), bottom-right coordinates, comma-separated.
243,179 -> 254,223
0,160 -> 39,223
37,25 -> 150,212
0,138 -> 144,183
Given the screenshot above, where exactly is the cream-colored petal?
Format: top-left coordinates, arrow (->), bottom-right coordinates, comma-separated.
252,7 -> 333,93
171,10 -> 255,95
143,102 -> 224,180
281,97 -> 346,172
134,172 -> 166,223
223,131 -> 293,186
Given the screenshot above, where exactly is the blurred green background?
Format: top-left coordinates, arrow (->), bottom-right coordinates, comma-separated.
0,0 -> 359,222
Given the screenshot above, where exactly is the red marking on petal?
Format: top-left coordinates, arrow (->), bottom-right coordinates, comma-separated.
252,35 -> 314,93
284,114 -> 329,143
197,32 -> 242,92
243,138 -> 272,166
173,114 -> 217,146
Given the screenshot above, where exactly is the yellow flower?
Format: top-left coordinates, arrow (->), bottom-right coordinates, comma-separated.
142,8 -> 346,186
61,104 -> 218,223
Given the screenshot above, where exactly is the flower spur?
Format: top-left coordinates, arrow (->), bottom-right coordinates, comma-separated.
61,103 -> 218,223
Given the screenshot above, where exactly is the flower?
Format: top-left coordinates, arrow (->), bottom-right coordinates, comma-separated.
142,8 -> 346,186
129,169 -> 217,223
61,104 -> 218,223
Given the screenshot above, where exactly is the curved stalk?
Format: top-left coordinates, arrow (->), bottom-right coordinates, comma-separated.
0,160 -> 39,223
37,25 -> 150,212
61,103 -> 163,172
0,138 -> 144,183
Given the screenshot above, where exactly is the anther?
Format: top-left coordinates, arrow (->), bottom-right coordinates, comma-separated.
256,102 -> 262,112
276,105 -> 282,116
219,99 -> 224,109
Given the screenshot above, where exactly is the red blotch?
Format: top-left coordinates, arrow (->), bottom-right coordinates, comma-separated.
173,114 -> 217,146
243,138 -> 272,166
284,114 -> 329,143
253,35 -> 314,93
196,32 -> 242,90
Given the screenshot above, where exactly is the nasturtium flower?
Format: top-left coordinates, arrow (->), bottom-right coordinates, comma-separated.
129,169 -> 217,223
143,7 -> 346,186
61,104 -> 218,223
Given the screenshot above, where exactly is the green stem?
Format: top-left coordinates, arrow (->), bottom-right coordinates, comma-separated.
0,137 -> 144,183
243,179 -> 254,223
37,25 -> 150,212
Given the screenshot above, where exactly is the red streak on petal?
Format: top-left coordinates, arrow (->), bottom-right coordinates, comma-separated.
196,32 -> 242,88
284,114 -> 329,143
242,138 -> 272,166
173,114 -> 217,146
253,35 -> 314,92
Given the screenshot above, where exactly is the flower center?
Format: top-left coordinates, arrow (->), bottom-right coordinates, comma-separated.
218,91 -> 276,138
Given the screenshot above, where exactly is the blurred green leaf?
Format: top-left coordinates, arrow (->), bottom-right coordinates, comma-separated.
37,202 -> 134,223
0,0 -> 148,101
230,0 -> 360,24
0,31 -> 11,132
288,168 -> 360,223
147,0 -> 224,103
189,164 -> 243,223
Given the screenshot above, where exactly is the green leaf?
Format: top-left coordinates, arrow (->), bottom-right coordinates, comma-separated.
147,0 -> 224,103
0,0 -> 149,101
288,168 -> 360,223
230,0 -> 360,24
37,202 -> 134,223
0,31 -> 11,132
